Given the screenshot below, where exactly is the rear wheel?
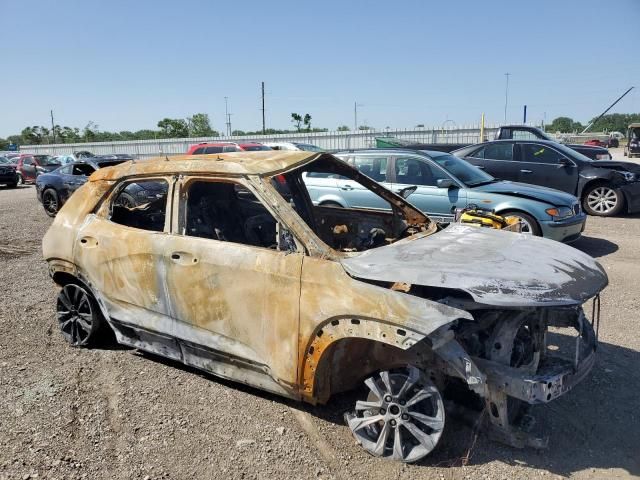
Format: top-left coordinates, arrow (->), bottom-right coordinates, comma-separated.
500,211 -> 541,236
42,189 -> 60,217
582,184 -> 624,216
16,173 -> 23,185
346,366 -> 445,463
56,283 -> 107,347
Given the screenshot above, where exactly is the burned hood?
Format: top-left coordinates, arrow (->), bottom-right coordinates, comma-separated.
341,225 -> 608,307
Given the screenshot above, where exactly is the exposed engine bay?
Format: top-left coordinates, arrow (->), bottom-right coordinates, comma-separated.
272,156 -> 433,251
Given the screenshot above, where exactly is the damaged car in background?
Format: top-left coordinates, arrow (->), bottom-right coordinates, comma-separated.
42,151 -> 607,463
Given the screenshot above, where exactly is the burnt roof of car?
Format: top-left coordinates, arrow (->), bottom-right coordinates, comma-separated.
89,151 -> 322,181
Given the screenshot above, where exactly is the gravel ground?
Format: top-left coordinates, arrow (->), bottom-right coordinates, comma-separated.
1,185 -> 639,480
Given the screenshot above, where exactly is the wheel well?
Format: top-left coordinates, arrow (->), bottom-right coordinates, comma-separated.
52,271 -> 81,287
496,209 -> 540,230
313,338 -> 414,403
319,200 -> 343,207
580,179 -> 614,199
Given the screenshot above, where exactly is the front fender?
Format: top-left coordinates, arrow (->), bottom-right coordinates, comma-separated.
298,256 -> 474,402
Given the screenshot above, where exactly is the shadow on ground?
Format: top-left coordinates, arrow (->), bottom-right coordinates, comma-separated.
572,235 -> 619,258
136,337 -> 640,478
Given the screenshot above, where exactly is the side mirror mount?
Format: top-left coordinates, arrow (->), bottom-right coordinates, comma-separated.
397,185 -> 417,199
557,157 -> 571,168
437,178 -> 455,189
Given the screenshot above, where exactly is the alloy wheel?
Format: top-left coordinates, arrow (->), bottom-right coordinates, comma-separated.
504,215 -> 533,234
43,191 -> 58,215
57,284 -> 94,346
346,366 -> 445,462
587,186 -> 618,214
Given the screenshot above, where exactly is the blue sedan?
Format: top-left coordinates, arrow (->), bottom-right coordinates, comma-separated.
303,149 -> 586,242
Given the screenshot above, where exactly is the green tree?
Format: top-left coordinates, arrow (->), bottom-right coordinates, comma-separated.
547,117 -> 583,133
303,114 -> 312,131
187,113 -> 215,137
358,125 -> 372,131
157,118 -> 189,138
589,113 -> 640,133
291,113 -> 303,131
0,138 -> 7,150
83,121 -> 99,142
337,125 -> 350,131
232,130 -> 246,136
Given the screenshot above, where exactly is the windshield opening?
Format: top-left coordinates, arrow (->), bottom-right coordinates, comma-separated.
428,153 -> 495,186
271,155 -> 432,253
242,145 -> 272,151
34,155 -> 60,166
294,143 -> 323,152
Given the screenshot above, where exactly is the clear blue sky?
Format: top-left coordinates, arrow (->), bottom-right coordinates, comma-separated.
1,0 -> 639,137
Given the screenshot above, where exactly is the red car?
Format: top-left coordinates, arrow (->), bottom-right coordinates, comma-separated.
186,142 -> 272,154
15,154 -> 61,184
584,139 -> 606,148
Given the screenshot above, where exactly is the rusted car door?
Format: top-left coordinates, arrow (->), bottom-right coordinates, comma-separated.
73,177 -> 175,330
160,177 -> 304,396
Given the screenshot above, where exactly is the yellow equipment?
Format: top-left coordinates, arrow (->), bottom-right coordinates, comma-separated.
455,205 -> 522,232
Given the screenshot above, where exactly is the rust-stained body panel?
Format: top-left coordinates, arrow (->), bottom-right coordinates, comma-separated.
43,151 -> 608,460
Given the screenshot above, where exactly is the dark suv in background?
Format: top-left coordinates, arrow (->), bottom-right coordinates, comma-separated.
0,156 -> 19,187
453,140 -> 640,216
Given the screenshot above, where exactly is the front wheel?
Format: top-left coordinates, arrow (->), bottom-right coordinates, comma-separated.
16,173 -> 23,185
500,211 -> 541,236
582,184 -> 624,216
345,366 -> 445,463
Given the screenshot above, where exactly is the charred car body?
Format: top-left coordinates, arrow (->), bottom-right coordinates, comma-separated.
42,151 -> 607,462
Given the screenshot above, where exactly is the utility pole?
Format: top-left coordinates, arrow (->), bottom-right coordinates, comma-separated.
354,102 -> 364,131
261,82 -> 266,134
224,97 -> 232,136
354,102 -> 357,131
503,73 -> 510,124
523,105 -> 527,124
50,110 -> 56,143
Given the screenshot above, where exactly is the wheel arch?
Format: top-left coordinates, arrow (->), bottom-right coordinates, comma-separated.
580,179 -> 626,213
316,194 -> 348,207
303,318 -> 429,404
494,208 -> 542,235
51,269 -> 112,325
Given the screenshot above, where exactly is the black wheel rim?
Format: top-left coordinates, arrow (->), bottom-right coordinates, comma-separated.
43,191 -> 58,214
57,285 -> 93,345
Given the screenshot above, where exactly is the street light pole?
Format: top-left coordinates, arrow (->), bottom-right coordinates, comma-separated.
503,73 -> 510,124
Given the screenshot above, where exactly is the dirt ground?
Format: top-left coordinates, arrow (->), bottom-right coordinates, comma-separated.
1,185 -> 639,480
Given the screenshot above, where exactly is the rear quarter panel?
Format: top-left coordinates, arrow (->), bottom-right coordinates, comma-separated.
42,180 -> 114,267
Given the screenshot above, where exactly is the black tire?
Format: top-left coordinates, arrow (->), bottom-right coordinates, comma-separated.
116,191 -> 137,208
319,200 -> 343,208
42,189 -> 60,217
500,210 -> 541,236
56,283 -> 108,347
582,183 -> 624,217
6,182 -> 17,189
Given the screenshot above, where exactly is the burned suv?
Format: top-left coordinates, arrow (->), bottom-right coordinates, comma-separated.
43,151 -> 607,463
